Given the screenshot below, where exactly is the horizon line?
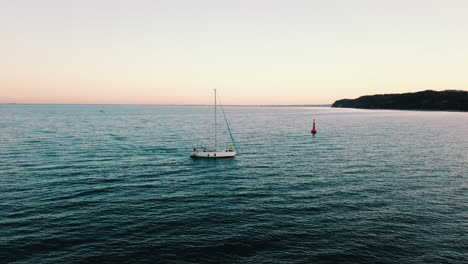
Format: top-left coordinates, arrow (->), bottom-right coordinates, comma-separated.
0,103 -> 332,107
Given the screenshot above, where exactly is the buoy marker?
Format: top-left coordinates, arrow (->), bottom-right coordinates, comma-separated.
311,119 -> 317,135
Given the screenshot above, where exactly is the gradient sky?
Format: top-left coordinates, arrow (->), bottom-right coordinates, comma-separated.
1,0 -> 467,105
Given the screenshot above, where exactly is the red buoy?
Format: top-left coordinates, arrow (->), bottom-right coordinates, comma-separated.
311,119 -> 317,134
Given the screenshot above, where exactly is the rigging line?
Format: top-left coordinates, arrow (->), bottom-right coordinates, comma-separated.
217,95 -> 238,152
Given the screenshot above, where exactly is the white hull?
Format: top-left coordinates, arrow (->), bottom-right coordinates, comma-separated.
190,151 -> 236,158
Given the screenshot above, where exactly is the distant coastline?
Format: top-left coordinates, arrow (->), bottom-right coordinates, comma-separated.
332,90 -> 468,112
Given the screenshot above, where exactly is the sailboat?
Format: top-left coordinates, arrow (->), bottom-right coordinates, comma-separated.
190,89 -> 237,158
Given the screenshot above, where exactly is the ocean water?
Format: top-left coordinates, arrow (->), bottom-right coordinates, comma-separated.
0,105 -> 466,264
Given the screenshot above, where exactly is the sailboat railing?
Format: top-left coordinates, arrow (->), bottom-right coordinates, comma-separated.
217,95 -> 238,153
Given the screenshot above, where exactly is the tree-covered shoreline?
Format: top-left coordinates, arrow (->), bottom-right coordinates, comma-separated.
332,90 -> 468,111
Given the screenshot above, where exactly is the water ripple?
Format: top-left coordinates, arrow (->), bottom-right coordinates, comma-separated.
0,105 -> 466,263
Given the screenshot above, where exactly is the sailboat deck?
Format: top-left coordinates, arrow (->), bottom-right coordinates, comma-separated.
190,150 -> 236,158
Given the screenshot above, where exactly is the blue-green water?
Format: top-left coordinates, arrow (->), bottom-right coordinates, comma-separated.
1,105 -> 467,263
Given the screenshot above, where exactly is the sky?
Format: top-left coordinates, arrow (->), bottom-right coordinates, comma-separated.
1,0 -> 467,105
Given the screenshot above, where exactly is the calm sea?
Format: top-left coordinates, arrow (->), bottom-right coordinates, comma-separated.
1,105 -> 466,264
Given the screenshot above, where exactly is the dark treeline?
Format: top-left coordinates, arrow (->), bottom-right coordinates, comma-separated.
332,90 -> 468,111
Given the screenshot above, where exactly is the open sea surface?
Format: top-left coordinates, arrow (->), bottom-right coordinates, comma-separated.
1,105 -> 467,263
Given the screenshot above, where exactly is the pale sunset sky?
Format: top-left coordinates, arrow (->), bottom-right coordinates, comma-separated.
1,0 -> 467,105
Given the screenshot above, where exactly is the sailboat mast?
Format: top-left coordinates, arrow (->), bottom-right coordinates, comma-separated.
214,89 -> 217,151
